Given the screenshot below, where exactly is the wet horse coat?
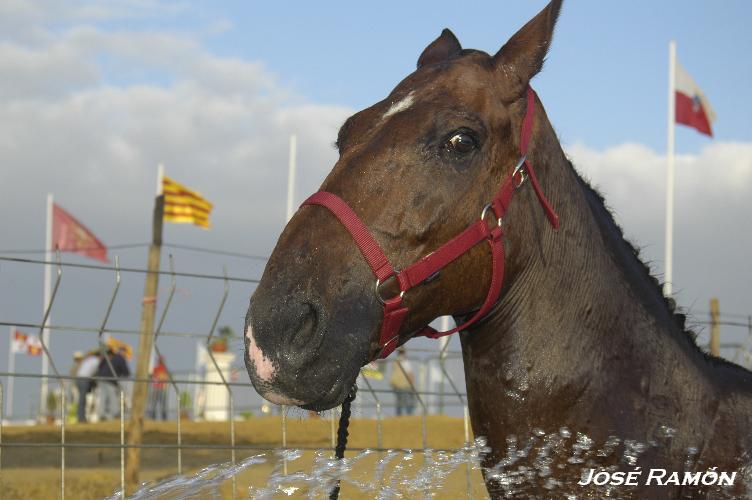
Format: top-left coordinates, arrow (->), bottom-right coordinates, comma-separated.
245,1 -> 752,496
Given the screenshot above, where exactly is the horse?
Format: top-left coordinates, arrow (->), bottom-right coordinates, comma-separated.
244,1 -> 752,496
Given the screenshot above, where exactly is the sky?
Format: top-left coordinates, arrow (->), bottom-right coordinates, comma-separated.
1,0 -> 751,420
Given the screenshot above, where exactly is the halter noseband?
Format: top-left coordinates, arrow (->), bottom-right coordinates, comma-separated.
302,86 -> 559,359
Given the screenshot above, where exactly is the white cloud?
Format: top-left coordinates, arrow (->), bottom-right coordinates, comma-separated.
0,0 -> 189,45
565,140 -> 752,332
1,4 -> 750,416
0,8 -> 353,414
2,9 -> 750,325
0,41 -> 99,98
0,13 -> 351,262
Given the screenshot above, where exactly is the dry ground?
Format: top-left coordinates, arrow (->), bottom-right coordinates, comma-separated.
1,415 -> 488,499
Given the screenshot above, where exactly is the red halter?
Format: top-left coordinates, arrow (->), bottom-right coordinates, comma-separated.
302,86 -> 559,359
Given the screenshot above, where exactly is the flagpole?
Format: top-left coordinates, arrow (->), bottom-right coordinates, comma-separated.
286,134 -> 297,223
40,193 -> 53,418
126,164 -> 165,493
157,163 -> 164,197
663,41 -> 676,297
7,327 -> 15,420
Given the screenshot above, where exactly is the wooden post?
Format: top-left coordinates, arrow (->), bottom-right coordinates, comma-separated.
125,193 -> 164,493
710,298 -> 720,356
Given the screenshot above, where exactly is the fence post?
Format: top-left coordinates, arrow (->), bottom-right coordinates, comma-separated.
202,270 -> 234,498
35,253 -> 64,498
396,358 -> 427,449
281,405 -> 288,475
95,257 -> 124,497
330,407 -> 337,449
359,374 -> 382,449
438,318 -> 451,414
151,257 -> 182,474
125,193 -> 164,493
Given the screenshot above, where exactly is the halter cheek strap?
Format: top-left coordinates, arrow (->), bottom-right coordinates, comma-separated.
302,86 -> 558,359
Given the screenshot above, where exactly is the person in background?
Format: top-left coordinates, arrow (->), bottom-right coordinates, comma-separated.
148,356 -> 169,420
96,347 -> 130,420
68,351 -> 84,415
389,348 -> 416,416
75,350 -> 100,423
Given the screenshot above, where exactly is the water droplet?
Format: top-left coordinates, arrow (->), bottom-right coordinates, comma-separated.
280,485 -> 299,496
657,424 -> 677,439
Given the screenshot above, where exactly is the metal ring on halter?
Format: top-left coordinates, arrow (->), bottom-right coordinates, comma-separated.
480,203 -> 502,228
375,277 -> 405,305
513,155 -> 528,188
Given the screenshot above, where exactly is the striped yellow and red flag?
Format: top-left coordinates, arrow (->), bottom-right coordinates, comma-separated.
162,175 -> 213,228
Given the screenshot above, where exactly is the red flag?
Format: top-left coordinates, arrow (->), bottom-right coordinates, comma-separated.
52,203 -> 109,262
675,60 -> 716,137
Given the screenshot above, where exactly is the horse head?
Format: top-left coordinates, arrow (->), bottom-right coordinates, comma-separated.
245,0 -> 563,411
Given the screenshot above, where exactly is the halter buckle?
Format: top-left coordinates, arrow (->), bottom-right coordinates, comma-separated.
375,276 -> 405,305
513,155 -> 528,189
480,203 -> 502,228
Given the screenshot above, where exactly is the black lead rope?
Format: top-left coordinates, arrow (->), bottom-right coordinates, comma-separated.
329,384 -> 358,500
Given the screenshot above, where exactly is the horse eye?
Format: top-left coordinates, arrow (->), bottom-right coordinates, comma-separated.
446,132 -> 476,154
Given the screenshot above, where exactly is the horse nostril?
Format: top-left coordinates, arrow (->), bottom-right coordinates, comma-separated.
289,302 -> 320,350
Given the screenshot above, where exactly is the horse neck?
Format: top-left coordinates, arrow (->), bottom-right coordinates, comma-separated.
460,113 -> 715,430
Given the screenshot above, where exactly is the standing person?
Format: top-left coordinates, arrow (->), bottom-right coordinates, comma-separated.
148,356 -> 169,420
389,348 -> 416,416
96,347 -> 130,420
68,352 -> 84,416
75,350 -> 100,423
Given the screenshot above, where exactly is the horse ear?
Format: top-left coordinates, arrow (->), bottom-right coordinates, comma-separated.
494,0 -> 563,99
417,28 -> 462,69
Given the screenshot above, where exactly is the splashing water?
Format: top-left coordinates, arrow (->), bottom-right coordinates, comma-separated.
108,454 -> 268,500
109,440 -> 487,499
106,428 -> 751,499
247,440 -> 489,499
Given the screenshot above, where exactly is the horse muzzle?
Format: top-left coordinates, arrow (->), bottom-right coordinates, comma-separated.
244,285 -> 372,410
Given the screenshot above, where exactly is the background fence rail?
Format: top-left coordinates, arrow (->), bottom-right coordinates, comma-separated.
0,254 -> 485,499
2,254 -> 750,498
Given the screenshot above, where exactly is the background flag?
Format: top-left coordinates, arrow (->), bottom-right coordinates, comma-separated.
11,329 -> 28,353
53,203 -> 109,262
26,335 -> 42,356
162,175 -> 213,228
10,328 -> 42,356
675,60 -> 716,137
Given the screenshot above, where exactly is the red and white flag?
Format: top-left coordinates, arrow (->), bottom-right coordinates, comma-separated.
10,328 -> 42,356
675,60 -> 716,137
26,335 -> 43,356
52,203 -> 109,262
11,329 -> 28,353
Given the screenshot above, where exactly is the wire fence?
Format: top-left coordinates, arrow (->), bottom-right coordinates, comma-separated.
0,254 -> 485,499
2,254 -> 751,498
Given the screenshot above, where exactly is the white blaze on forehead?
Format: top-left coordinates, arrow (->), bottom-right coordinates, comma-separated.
382,91 -> 415,119
246,323 -> 276,382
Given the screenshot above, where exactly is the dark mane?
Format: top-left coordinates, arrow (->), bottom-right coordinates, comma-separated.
569,159 -> 752,376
